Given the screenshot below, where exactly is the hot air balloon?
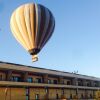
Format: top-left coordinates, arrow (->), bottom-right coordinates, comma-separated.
10,3 -> 55,62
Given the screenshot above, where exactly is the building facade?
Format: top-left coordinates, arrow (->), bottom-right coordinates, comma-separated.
0,61 -> 99,100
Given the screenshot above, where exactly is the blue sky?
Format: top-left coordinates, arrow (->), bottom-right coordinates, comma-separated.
0,0 -> 100,77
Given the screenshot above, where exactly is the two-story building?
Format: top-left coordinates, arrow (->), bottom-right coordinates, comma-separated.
0,61 -> 99,100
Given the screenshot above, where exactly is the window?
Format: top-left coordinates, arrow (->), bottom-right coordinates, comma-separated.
70,94 -> 72,99
62,89 -> 64,95
53,80 -> 57,84
94,82 -> 98,87
26,88 -> 29,95
90,94 -> 92,98
56,94 -> 59,99
35,94 -> 39,100
26,95 -> 29,100
35,78 -> 42,83
67,81 -> 71,85
11,76 -> 21,82
48,79 -> 51,84
26,88 -> 29,100
87,82 -> 91,87
81,94 -> 84,99
0,75 -> 3,81
27,77 -> 33,83
45,88 -> 48,93
62,80 -> 64,84
78,81 -> 83,86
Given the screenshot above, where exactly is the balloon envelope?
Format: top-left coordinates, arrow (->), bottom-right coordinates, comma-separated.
10,3 -> 55,62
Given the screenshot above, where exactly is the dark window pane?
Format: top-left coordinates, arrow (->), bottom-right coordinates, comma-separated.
36,78 -> 41,83
67,81 -> 71,85
90,94 -> 92,98
45,88 -> 48,93
48,79 -> 51,84
35,94 -> 39,100
26,88 -> 29,95
27,77 -> 33,83
0,75 -> 3,81
53,80 -> 57,84
81,94 -> 83,99
70,94 -> 72,99
11,76 -> 21,82
56,94 -> 59,99
26,95 -> 29,100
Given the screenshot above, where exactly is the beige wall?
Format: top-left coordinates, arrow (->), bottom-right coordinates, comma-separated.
0,87 -> 26,100
49,89 -> 57,99
63,79 -> 71,84
30,88 -> 46,100
70,89 -> 76,98
12,73 -> 21,77
11,88 -> 26,100
64,89 -> 71,98
0,72 -> 6,81
78,89 -> 85,98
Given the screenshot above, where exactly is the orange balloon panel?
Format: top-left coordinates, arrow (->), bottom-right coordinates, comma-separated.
10,3 -> 55,62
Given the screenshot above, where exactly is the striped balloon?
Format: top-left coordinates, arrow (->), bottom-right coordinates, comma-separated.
10,3 -> 55,62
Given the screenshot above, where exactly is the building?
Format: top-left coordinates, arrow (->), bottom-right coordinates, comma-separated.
0,61 -> 99,100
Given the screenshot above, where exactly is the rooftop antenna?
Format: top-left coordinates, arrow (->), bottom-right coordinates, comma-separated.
73,70 -> 78,74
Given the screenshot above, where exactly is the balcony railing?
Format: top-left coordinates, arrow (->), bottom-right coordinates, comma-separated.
0,81 -> 99,90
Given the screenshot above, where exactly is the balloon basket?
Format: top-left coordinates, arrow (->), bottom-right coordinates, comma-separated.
32,55 -> 38,62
